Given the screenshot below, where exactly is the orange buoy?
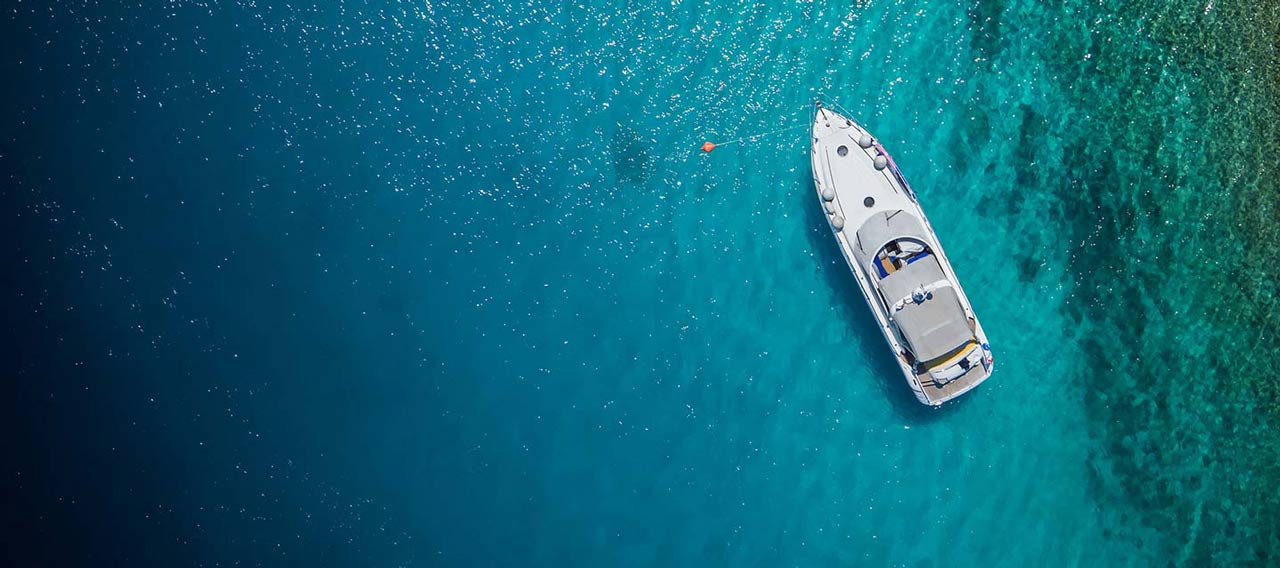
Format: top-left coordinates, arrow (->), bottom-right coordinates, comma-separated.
701,141 -> 716,153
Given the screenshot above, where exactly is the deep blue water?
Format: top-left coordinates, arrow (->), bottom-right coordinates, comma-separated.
5,1 -> 1279,566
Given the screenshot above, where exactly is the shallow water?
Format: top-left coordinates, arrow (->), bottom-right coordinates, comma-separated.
3,0 -> 1278,565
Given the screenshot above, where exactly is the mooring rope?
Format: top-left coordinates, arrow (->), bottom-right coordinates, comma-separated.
701,121 -> 809,153
701,99 -> 858,153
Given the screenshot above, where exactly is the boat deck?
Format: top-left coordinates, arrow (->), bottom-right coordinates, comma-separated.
915,364 -> 987,403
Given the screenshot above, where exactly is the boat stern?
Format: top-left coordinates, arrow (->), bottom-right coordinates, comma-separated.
915,341 -> 995,406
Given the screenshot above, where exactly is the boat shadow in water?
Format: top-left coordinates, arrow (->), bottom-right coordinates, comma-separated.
799,175 -> 963,424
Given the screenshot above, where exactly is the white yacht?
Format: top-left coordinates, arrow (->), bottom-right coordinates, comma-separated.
810,102 -> 993,405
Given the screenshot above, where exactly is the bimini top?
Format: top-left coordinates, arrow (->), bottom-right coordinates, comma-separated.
850,210 -> 924,267
852,211 -> 974,363
892,280 -> 973,363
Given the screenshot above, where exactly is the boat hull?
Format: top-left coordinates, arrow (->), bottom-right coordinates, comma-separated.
809,104 -> 993,405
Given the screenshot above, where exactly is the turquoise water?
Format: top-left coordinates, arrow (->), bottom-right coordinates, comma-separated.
4,0 -> 1278,565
